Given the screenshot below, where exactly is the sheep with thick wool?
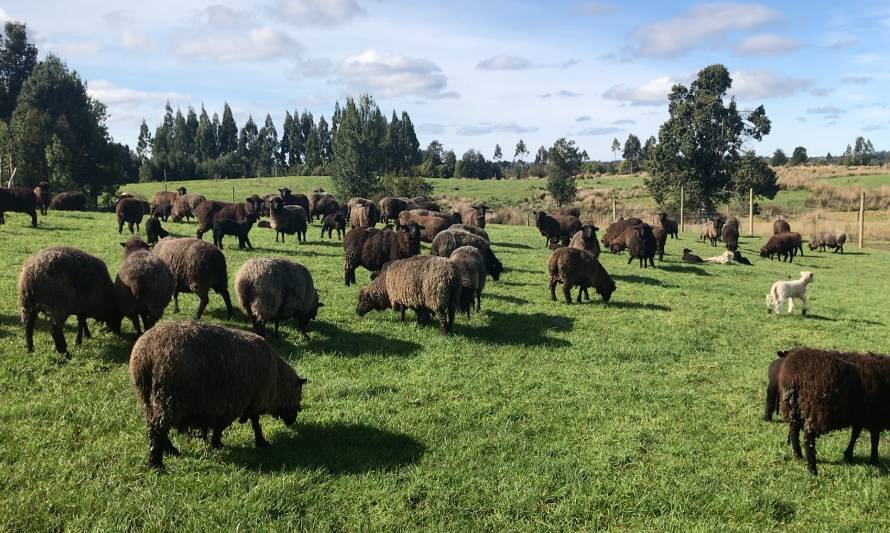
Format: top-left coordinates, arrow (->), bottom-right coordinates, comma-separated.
547,247 -> 616,304
431,227 -> 502,280
152,237 -> 234,319
766,271 -> 813,315
235,257 -> 322,337
449,245 -> 487,316
115,237 -> 174,335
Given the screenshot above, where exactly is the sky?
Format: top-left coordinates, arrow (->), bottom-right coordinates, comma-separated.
5,0 -> 890,160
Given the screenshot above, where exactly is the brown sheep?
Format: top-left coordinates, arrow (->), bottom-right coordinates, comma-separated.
450,246 -> 486,316
620,223 -> 657,268
49,191 -> 87,211
269,197 -> 308,244
681,248 -> 703,263
33,182 -> 50,215
115,237 -> 174,335
659,212 -> 678,239
554,207 -> 581,217
309,191 -> 339,221
130,320 -> 307,469
547,247 -> 616,303
0,187 -> 38,227
171,193 -> 206,222
764,354 -> 786,422
343,223 -> 423,286
773,219 -> 791,235
534,211 -> 582,247
150,188 -> 185,221
152,238 -> 234,319
195,196 -> 263,239
379,196 -> 409,224
652,225 -> 668,261
116,197 -> 146,234
398,209 -> 459,242
213,213 -> 259,250
430,227 -> 503,280
279,188 -> 310,215
461,207 -> 486,229
321,212 -> 346,239
602,217 -> 643,250
235,257 -> 322,337
721,221 -> 739,252
700,219 -> 719,246
569,225 -> 601,258
350,203 -> 381,229
19,247 -> 122,354
760,232 -> 801,262
448,224 -> 489,242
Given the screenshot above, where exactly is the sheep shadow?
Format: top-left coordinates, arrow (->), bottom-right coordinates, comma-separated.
310,239 -> 344,247
658,264 -> 712,276
311,321 -> 422,357
459,311 -> 573,347
608,301 -> 671,312
494,242 -> 535,250
806,314 -> 884,326
818,456 -> 890,475
222,421 -> 425,474
613,274 -> 670,287
486,293 -> 529,305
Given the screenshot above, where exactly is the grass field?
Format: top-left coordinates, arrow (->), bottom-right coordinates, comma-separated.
2,205 -> 890,530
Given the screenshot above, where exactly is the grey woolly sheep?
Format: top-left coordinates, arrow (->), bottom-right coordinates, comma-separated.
0,187 -> 38,227
547,247 -> 615,304
115,237 -> 174,335
130,320 -> 307,469
461,207 -> 486,229
450,245 -> 487,316
152,238 -> 234,319
431,227 -> 503,281
809,231 -> 846,253
350,203 -> 381,229
116,197 -> 146,234
343,223 -> 422,286
235,257 -> 323,337
268,197 -> 308,243
570,224 -> 601,258
150,188 -> 185,221
356,255 -> 462,335
171,193 -> 206,223
448,224 -> 489,242
49,191 -> 87,211
19,246 -> 122,354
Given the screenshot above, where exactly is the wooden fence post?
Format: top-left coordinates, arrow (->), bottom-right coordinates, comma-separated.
232,186 -> 235,204
748,188 -> 754,236
679,186 -> 684,234
612,195 -> 617,222
859,190 -> 865,249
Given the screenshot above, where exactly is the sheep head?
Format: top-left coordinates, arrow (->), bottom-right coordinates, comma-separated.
800,271 -> 814,284
121,237 -> 151,257
274,371 -> 307,427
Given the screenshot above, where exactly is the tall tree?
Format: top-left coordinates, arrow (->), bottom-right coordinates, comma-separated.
184,106 -> 198,157
790,146 -> 808,166
622,133 -> 642,173
771,148 -> 788,166
195,105 -> 214,162
210,112 -> 220,157
731,151 -> 778,203
385,110 -> 402,172
218,103 -> 238,155
610,137 -> 621,162
547,138 -> 582,205
493,144 -> 503,162
514,139 -> 528,162
332,95 -> 386,197
238,115 -> 259,174
641,135 -> 657,169
279,111 -> 293,169
317,115 -> 332,164
136,119 -> 152,160
0,22 -> 38,121
399,111 -> 420,172
303,118 -> 321,170
534,145 -> 548,166
645,64 -> 772,211
256,113 -> 278,176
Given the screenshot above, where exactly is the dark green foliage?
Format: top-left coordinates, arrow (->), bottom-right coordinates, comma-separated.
381,174 -> 433,198
790,147 -> 808,166
331,95 -> 386,198
0,21 -> 38,121
546,137 -> 581,205
622,134 -> 643,173
771,149 -> 788,166
218,103 -> 238,155
459,149 -> 500,179
731,151 -> 778,203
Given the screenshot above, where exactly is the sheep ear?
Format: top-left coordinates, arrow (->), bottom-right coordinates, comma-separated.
298,377 -> 308,385
777,350 -> 789,357
317,302 -> 325,307
119,242 -> 126,247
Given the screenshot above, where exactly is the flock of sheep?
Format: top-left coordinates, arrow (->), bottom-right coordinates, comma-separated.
0,181 -> 881,475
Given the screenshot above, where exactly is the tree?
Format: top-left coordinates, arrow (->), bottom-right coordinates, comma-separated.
790,146 -> 807,166
195,105 -> 216,162
642,136 -> 657,169
825,152 -> 833,164
303,118 -> 321,171
514,139 -> 528,162
442,150 -> 456,178
771,148 -> 788,166
385,110 -> 401,173
256,114 -> 278,176
610,137 -> 621,161
317,116 -> 332,164
645,64 -> 771,211
398,111 -> 420,172
546,138 -> 582,205
493,144 -> 502,162
534,145 -> 548,166
218,103 -> 237,155
622,134 -> 642,173
136,119 -> 152,160
730,151 -> 778,203
421,140 -> 444,177
238,115 -> 258,175
332,95 -> 385,198
0,22 -> 38,121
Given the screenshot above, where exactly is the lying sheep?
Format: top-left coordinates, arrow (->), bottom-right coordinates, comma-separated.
268,197 -> 307,243
778,346 -> 890,475
357,255 -> 462,334
602,217 -> 643,250
760,232 -> 802,262
49,191 -> 87,211
116,197 -> 146,234
534,211 -> 581,247
569,224 -> 600,258
153,238 -> 234,319
659,212 -> 678,239
767,271 -> 813,315
809,231 -> 846,253
449,246 -> 487,316
764,353 -> 786,422
703,251 -> 734,264
321,212 -> 346,239
145,217 -> 169,245
235,257 -> 322,337
130,320 -> 307,469
33,182 -> 50,216
195,196 -> 263,239
431,227 -> 503,280
171,193 -> 206,223
213,213 -> 258,250
19,247 -> 122,354
448,224 -> 489,242
547,247 -> 616,304
343,223 -> 422,286
681,248 -> 703,263
773,219 -> 791,234
0,187 -> 38,227
625,223 -> 657,268
115,237 -> 174,335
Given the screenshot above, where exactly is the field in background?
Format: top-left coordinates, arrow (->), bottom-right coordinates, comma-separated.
2,209 -> 890,529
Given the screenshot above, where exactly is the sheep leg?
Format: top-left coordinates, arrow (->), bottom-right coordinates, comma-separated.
173,291 -> 180,313
118,220 -> 124,234
764,384 -> 778,421
799,295 -> 807,316
870,429 -> 881,465
648,257 -> 655,268
787,298 -> 795,315
50,322 -> 68,355
195,292 -> 210,320
844,426 -> 862,462
549,278 -> 559,301
75,316 -> 85,345
218,287 -> 235,319
23,309 -> 36,353
627,255 -> 633,265
399,305 -> 406,322
130,315 -> 143,336
210,427 -> 224,449
789,423 -> 803,459
563,283 -> 573,304
250,416 -> 269,448
147,427 -> 167,469
583,286 -> 590,301
251,319 -> 266,337
476,290 -> 482,311
804,431 -> 818,475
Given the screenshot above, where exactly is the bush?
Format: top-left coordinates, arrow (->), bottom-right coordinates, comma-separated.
381,174 -> 433,198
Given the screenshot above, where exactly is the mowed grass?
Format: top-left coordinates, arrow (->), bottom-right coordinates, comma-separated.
2,209 -> 890,530
816,174 -> 890,189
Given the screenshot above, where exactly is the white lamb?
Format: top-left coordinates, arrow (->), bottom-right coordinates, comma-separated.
766,271 -> 814,315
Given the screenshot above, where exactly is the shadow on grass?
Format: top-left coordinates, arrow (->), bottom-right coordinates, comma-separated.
658,264 -> 712,276
222,421 -> 425,474
608,301 -> 671,312
486,293 -> 529,305
806,314 -> 883,326
494,242 -> 535,250
818,456 -> 890,475
309,321 -> 422,357
459,310 -> 572,347
613,274 -> 670,287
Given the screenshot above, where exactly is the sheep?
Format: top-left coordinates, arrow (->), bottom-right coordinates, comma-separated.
449,246 -> 486,316
766,271 -> 813,315
321,212 -> 346,239
347,197 -> 373,211
764,353 -> 786,422
569,224 -> 600,258
235,257 -> 322,337
152,238 -> 234,319
145,217 -> 169,245
213,212 -> 259,250
430,227 -> 503,281
343,223 -> 422,286
195,196 -> 263,239
350,203 -> 381,229
171,193 -> 206,223
150,188 -> 185,221
116,197 -> 145,234
760,232 -> 801,262
721,221 -> 739,252
681,248 -> 703,263
777,346 -> 890,475
703,251 -> 734,264
129,320 -> 307,469
356,255 -> 462,335
379,196 -> 409,224
733,251 -> 753,266
700,219 -> 719,246
114,237 -> 174,335
411,197 -> 440,211
268,197 -> 308,243
0,187 -> 38,227
659,212 -> 678,239
33,182 -> 50,216
448,224 -> 489,242
309,191 -> 339,222
534,211 -> 582,247
547,247 -> 616,304
602,217 -> 643,250
279,188 -> 310,215
809,231 -> 846,253
625,223 -> 657,268
461,207 -> 486,229
773,219 -> 791,235
398,209 -> 459,242
554,207 -> 581,217
18,246 -> 122,354
652,225 -> 668,261
49,191 -> 87,211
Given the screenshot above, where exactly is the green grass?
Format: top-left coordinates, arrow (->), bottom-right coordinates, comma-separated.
815,174 -> 890,189
2,202 -> 890,529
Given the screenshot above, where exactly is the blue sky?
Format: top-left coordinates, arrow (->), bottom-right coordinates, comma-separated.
6,0 -> 890,159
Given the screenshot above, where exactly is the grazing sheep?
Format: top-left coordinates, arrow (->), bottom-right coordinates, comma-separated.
145,217 -> 169,245
356,255 -> 461,335
700,219 -> 720,246
721,221 -> 739,252
777,347 -> 890,475
150,188 -> 185,221
195,196 -> 263,239
767,271 -> 813,315
809,231 -> 846,253
321,212 -> 346,239
625,223 -> 657,268
431,227 -> 503,281
569,224 -> 601,258
681,248 -> 703,263
448,224 -> 489,242
171,193 -> 206,223
309,191 -> 339,222
18,247 -> 122,354
152,238 -> 234,319
0,187 -> 38,227
343,223 -> 422,286
760,232 -> 801,262
449,246 -> 487,316
33,182 -> 50,216
547,247 -> 616,304
379,196 -> 409,224
350,203 -> 381,229
116,197 -> 145,234
659,212 -> 678,239
652,225 -> 668,261
115,237 -> 174,335
774,219 -> 791,235
235,258 -> 322,337
602,217 -> 643,250
534,211 -> 582,247
764,353 -> 786,422
49,191 -> 87,211
268,197 -> 308,243
461,207 -> 486,229
279,188 -> 310,215
130,320 -> 306,469
213,213 -> 259,250
398,209 -> 459,242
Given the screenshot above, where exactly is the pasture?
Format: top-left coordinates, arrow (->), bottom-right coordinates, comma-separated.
1,193 -> 890,529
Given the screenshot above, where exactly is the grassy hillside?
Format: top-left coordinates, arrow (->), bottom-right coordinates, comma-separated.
1,209 -> 890,529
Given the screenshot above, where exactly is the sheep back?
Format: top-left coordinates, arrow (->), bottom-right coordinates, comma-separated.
115,240 -> 174,332
49,191 -> 87,211
235,257 -> 320,336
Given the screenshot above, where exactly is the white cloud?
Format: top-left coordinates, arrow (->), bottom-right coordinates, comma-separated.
0,8 -> 11,23
577,2 -> 615,16
863,124 -> 883,131
628,3 -> 782,58
576,115 -> 592,122
457,123 -> 538,135
338,49 -> 456,99
734,34 -> 801,56
540,90 -> 582,98
730,70 -> 815,99
271,0 -> 364,26
577,126 -> 624,135
417,123 -> 445,135
477,55 -> 535,71
613,119 -> 636,125
173,26 -> 301,63
120,30 -> 154,52
54,41 -> 102,57
87,80 -> 187,107
807,106 -> 845,117
602,76 -> 680,106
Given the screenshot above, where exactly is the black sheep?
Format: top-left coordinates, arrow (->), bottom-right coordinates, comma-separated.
764,354 -> 786,421
321,212 -> 346,239
116,197 -> 145,234
659,212 -> 679,239
195,196 -> 263,239
146,217 -> 170,245
626,223 -> 657,268
721,222 -> 740,252
0,187 -> 38,227
213,213 -> 259,250
343,223 -> 422,286
681,248 -> 703,263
